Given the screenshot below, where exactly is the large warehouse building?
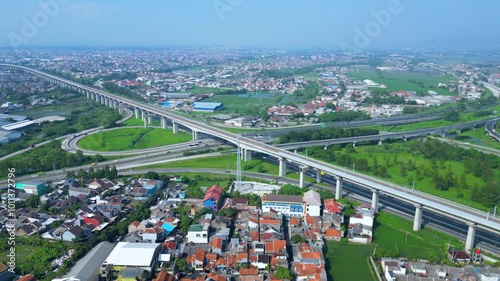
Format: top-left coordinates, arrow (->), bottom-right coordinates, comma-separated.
100,242 -> 162,281
192,102 -> 223,112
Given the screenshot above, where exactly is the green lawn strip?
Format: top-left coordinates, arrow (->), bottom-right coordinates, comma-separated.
374,212 -> 464,259
120,117 -> 145,126
77,128 -> 191,151
324,241 -> 375,281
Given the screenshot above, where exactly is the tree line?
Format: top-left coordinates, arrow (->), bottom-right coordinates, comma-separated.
276,127 -> 379,144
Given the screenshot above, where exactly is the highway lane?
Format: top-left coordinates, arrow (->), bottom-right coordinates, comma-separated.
273,118 -> 491,150
434,137 -> 500,156
3,64 -> 499,233
482,82 -> 500,98
485,118 -> 500,141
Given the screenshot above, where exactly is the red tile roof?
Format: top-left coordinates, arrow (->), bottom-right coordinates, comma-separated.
203,185 -> 223,201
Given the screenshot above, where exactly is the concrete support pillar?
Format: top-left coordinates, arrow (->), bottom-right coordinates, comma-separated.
161,117 -> 167,129
335,176 -> 343,200
413,204 -> 422,231
192,130 -> 199,141
352,142 -> 356,148
147,115 -> 152,125
278,157 -> 287,177
371,189 -> 379,212
86,91 -> 90,99
134,107 -> 140,119
378,140 -> 382,145
118,106 -> 123,115
441,132 -> 446,138
465,223 -> 476,252
299,166 -> 308,188
113,100 -> 118,109
294,149 -> 298,154
324,145 -> 328,150
456,129 -> 461,134
143,117 -> 148,128
403,136 -> 407,142
141,110 -> 146,122
243,148 -> 252,162
172,122 -> 179,134
315,170 -> 321,183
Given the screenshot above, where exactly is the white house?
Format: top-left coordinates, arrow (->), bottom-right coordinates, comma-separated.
303,190 -> 321,217
186,224 -> 208,243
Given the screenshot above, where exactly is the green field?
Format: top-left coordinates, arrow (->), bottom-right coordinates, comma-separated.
120,116 -> 161,127
347,66 -> 455,95
308,140 -> 497,211
374,212 -> 464,260
203,93 -> 280,114
324,242 -> 375,281
17,96 -> 91,119
78,128 -> 191,151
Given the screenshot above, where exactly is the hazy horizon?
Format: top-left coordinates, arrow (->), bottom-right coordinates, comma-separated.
1,0 -> 499,51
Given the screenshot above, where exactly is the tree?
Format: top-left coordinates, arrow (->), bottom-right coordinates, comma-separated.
275,266 -> 293,280
175,258 -> 187,272
291,234 -> 306,244
26,195 -> 39,208
144,171 -> 160,180
443,110 -> 460,121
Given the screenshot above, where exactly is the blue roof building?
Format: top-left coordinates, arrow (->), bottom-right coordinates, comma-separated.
193,102 -> 223,112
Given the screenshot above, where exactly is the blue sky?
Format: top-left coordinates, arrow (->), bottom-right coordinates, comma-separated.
0,0 -> 499,50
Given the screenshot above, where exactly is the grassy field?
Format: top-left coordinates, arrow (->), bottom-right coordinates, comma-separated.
17,96 -> 91,119
317,141 -> 495,211
347,66 -> 455,95
374,212 -> 464,259
120,116 -> 161,127
324,242 -> 375,281
203,93 -> 279,114
77,128 -> 191,151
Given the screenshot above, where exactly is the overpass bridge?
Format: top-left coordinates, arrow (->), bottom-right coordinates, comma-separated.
276,118 -> 490,150
2,63 -> 499,252
485,118 -> 500,142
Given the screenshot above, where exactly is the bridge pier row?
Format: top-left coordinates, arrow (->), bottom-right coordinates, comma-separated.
299,166 -> 309,188
172,122 -> 179,134
465,223 -> 476,252
371,189 -> 379,212
192,130 -> 199,141
134,107 -> 140,119
161,117 -> 167,129
335,176 -> 343,200
413,204 -> 422,231
315,170 -> 321,183
278,157 -> 287,177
